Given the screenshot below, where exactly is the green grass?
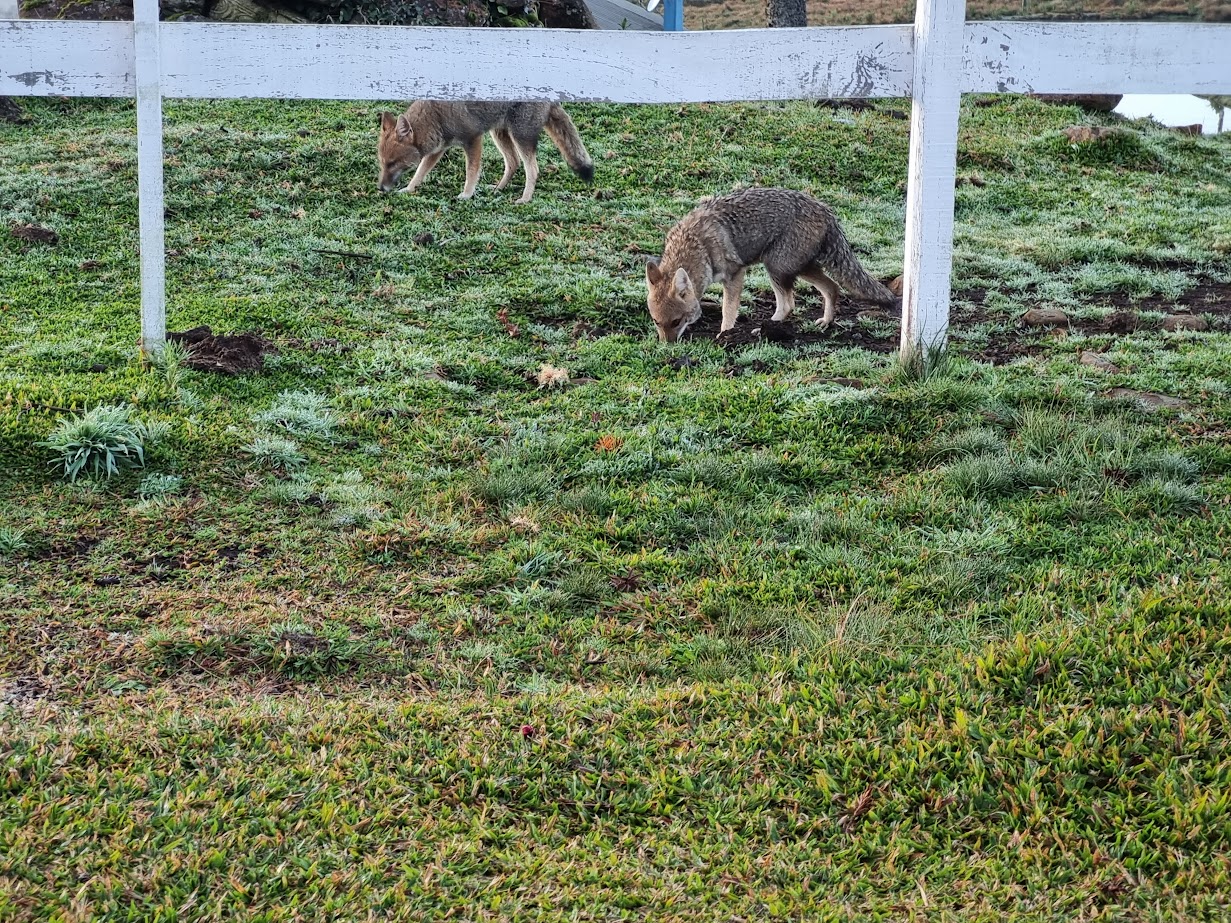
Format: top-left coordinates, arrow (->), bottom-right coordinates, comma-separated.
2,95 -> 1231,920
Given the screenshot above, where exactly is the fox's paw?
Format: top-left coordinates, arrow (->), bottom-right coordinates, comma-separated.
398,185 -> 417,195
514,195 -> 533,205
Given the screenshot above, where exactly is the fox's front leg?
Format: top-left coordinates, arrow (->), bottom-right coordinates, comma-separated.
719,270 -> 746,335
402,151 -> 443,193
769,275 -> 796,322
459,137 -> 484,200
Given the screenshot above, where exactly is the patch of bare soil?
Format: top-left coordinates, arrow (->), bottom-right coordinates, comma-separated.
0,98 -> 29,124
684,281 -> 1231,366
167,326 -> 277,374
0,675 -> 53,707
9,223 -> 57,245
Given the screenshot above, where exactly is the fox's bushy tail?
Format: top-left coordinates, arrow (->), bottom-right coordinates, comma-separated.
822,230 -> 898,305
545,105 -> 594,183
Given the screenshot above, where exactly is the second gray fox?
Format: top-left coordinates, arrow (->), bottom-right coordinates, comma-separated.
645,187 -> 898,343
377,101 -> 594,204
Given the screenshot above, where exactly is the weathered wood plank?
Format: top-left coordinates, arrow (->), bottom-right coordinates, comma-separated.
134,0 -> 167,353
900,0 -> 966,359
154,23 -> 914,101
0,21 -> 134,97
6,20 -> 1229,102
965,22 -> 1231,94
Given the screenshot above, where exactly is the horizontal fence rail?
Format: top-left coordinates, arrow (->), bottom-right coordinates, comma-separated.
7,21 -> 1231,101
2,13 -> 1230,357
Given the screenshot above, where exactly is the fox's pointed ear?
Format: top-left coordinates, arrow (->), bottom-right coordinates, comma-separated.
379,111 -> 396,132
395,114 -> 413,141
645,259 -> 662,285
673,267 -> 692,296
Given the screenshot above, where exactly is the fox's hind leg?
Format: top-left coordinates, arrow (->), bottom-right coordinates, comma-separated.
458,136 -> 484,200
490,130 -> 518,191
768,275 -> 797,322
510,132 -> 540,204
799,265 -> 840,329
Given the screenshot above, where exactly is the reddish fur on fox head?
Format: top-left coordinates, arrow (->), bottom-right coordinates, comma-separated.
377,111 -> 424,192
645,259 -> 702,343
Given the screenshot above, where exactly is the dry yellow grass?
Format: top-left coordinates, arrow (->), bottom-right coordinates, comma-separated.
685,0 -> 1220,30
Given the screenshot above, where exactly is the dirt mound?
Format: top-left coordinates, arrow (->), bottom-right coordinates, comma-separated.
10,223 -> 57,245
167,326 -> 276,374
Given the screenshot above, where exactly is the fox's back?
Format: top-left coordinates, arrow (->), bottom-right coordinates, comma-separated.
420,101 -> 553,137
700,188 -> 836,264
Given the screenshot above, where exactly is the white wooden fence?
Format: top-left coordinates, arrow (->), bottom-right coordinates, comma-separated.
2,6 -> 1229,358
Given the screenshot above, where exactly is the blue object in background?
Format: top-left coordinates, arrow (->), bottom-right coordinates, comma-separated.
662,0 -> 684,30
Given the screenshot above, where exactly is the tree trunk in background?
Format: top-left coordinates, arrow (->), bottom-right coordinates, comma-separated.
765,0 -> 806,27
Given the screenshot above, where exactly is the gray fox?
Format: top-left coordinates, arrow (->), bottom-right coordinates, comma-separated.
377,101 -> 594,204
645,187 -> 898,342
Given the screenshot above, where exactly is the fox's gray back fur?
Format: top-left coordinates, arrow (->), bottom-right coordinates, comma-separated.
665,187 -> 895,304
377,100 -> 593,196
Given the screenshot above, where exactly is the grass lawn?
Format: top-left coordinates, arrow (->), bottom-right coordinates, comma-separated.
2,95 -> 1231,919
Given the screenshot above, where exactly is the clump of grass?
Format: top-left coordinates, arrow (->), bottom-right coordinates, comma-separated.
561,486 -> 618,517
319,469 -> 384,527
475,460 -> 557,506
931,426 -> 1007,460
558,569 -> 610,606
1132,477 -> 1204,515
675,454 -> 739,487
944,453 -> 1018,499
0,526 -> 30,556
137,472 -> 184,500
1044,127 -> 1163,171
244,435 -> 307,472
40,405 -> 158,482
1015,407 -> 1075,458
150,339 -> 191,394
1011,456 -> 1075,491
1131,450 -> 1199,484
264,472 -> 316,504
253,391 -> 337,440
888,342 -> 952,385
256,622 -> 369,679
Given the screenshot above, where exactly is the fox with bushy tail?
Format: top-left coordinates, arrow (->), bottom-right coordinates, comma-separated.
645,187 -> 898,342
378,101 -> 593,204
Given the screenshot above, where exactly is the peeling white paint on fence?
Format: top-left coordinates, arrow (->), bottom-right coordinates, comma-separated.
1,22 -> 916,102
1,13 -> 1229,357
963,23 -> 1231,95
0,21 -> 134,97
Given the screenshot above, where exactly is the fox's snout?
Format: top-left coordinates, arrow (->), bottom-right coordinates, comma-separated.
378,169 -> 401,193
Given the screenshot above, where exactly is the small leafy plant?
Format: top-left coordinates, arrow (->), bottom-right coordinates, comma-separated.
243,435 -> 308,472
40,405 -> 158,482
253,391 -> 337,440
0,526 -> 30,556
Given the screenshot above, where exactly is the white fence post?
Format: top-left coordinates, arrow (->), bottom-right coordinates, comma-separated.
0,0 -> 19,21
133,0 -> 166,355
900,0 -> 967,362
